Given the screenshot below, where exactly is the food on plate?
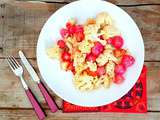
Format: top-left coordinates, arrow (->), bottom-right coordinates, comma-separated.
46,12 -> 135,91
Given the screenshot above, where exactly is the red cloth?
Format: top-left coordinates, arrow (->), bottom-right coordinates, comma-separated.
63,66 -> 147,113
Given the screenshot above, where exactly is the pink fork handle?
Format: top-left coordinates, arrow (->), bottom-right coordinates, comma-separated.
38,82 -> 58,112
25,89 -> 46,120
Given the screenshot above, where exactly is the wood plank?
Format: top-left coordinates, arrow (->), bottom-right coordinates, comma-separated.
145,62 -> 160,111
1,1 -> 64,58
0,59 -> 62,109
0,2 -> 160,60
0,59 -> 160,111
0,110 -> 160,120
18,0 -> 160,5
122,6 -> 160,61
0,2 -> 5,53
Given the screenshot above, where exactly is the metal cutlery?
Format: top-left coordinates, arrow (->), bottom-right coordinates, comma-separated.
19,51 -> 58,113
6,56 -> 46,120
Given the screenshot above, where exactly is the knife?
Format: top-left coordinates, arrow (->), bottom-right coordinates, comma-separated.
19,50 -> 58,113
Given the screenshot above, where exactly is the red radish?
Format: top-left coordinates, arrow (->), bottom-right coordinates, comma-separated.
91,42 -> 104,56
121,55 -> 135,68
61,51 -> 71,61
95,42 -> 104,51
86,53 -> 97,62
68,25 -> 76,35
111,36 -> 124,49
60,28 -> 69,38
113,75 -> 125,84
66,22 -> 73,29
96,66 -> 106,76
74,25 -> 83,33
57,40 -> 66,48
73,25 -> 84,42
91,47 -> 100,56
114,64 -> 126,75
75,32 -> 85,42
66,22 -> 76,35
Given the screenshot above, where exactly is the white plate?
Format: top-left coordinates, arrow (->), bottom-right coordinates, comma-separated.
37,0 -> 144,107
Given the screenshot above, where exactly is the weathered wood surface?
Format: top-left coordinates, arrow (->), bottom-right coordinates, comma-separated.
18,0 -> 160,5
0,1 -> 160,60
0,59 -> 160,111
0,110 -> 160,120
0,58 -> 63,109
0,0 -> 160,120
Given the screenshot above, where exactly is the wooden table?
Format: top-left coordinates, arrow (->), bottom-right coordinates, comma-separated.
0,0 -> 160,119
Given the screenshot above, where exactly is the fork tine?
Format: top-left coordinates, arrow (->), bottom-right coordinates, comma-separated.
8,56 -> 18,69
6,57 -> 15,71
9,56 -> 19,69
11,56 -> 20,67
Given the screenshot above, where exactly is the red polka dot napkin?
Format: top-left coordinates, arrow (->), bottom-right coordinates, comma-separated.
63,65 -> 147,113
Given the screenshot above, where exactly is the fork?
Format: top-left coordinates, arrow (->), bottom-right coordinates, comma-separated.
6,56 -> 46,120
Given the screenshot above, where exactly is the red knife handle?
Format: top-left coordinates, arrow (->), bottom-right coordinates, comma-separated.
25,88 -> 46,120
38,82 -> 58,112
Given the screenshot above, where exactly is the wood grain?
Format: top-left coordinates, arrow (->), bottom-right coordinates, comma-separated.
0,2 -> 160,60
0,2 -> 5,54
18,0 -> 160,5
0,1 -> 64,58
0,59 -> 62,109
122,6 -> 160,61
0,59 -> 160,111
0,110 -> 160,120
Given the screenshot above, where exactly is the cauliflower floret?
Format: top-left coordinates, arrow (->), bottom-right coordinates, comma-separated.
102,25 -> 120,39
96,49 -> 118,66
96,12 -> 112,26
78,40 -> 94,53
84,24 -> 100,35
46,45 -> 61,59
86,34 -> 107,46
